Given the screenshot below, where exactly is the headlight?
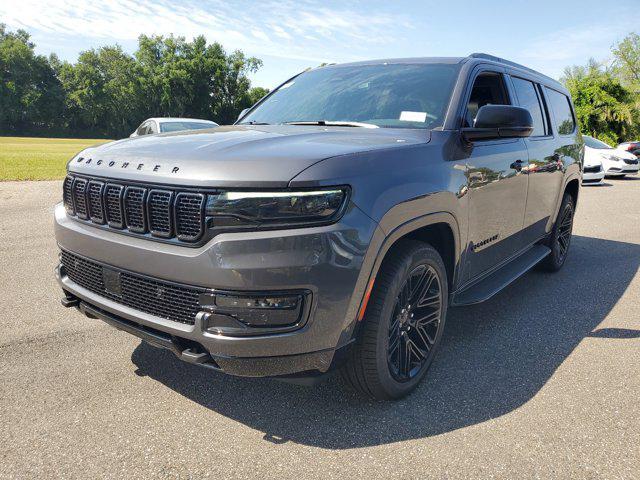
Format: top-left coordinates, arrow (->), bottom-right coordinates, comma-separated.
205,188 -> 348,229
601,153 -> 620,162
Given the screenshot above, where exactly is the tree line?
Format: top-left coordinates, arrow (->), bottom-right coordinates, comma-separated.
562,33 -> 640,146
1,24 -> 639,144
0,24 -> 269,138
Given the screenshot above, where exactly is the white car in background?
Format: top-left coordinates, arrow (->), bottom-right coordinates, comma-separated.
130,117 -> 218,137
583,135 -> 639,177
582,156 -> 605,185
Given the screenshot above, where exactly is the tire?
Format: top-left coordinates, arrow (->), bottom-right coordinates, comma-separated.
540,193 -> 575,272
342,240 -> 448,400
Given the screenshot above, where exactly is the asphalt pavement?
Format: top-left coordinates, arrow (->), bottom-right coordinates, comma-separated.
1,178 -> 639,479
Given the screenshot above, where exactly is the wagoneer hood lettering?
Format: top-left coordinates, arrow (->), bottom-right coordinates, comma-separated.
69,125 -> 427,188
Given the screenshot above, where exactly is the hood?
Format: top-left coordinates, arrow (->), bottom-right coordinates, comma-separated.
586,146 -> 637,161
68,125 -> 428,188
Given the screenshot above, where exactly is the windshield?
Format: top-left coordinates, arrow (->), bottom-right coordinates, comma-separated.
240,63 -> 460,129
583,135 -> 612,149
160,122 -> 215,133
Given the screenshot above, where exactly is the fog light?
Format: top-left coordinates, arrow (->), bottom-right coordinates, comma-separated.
199,292 -> 305,328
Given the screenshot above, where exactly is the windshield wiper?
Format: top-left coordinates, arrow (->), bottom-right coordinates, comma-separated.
239,121 -> 271,125
283,120 -> 379,128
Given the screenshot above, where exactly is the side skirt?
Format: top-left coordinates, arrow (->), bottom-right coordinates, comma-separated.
450,244 -> 551,306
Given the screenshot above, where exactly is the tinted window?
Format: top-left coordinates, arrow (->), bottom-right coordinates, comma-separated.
160,122 -> 215,133
583,135 -> 613,149
241,63 -> 460,129
464,72 -> 510,127
546,88 -> 575,135
512,77 -> 546,136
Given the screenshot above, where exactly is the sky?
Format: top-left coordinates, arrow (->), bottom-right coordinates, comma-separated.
1,0 -> 638,89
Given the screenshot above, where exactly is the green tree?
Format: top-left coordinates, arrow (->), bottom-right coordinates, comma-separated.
612,33 -> 640,93
57,45 -> 141,138
135,34 -> 262,125
0,24 -> 64,134
562,59 -> 638,144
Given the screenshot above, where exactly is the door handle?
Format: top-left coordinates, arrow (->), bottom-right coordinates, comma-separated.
510,159 -> 524,171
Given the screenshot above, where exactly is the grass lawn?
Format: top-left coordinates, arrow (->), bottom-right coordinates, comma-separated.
0,137 -> 112,181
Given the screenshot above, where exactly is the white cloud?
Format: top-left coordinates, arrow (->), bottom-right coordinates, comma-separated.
0,0 -> 411,64
513,22 -> 637,78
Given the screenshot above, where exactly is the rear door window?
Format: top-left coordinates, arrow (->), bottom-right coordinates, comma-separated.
511,77 -> 547,137
545,88 -> 576,135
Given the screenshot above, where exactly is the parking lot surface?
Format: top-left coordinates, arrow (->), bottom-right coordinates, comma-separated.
1,178 -> 639,479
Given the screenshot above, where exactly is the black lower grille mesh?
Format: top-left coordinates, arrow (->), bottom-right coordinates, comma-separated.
61,250 -> 205,325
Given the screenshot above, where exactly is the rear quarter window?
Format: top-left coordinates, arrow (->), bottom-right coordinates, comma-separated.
545,88 -> 576,135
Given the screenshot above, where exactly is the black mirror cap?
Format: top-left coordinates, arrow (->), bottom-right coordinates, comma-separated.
462,105 -> 534,141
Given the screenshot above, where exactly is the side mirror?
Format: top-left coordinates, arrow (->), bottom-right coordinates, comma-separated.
237,108 -> 250,122
462,105 -> 533,141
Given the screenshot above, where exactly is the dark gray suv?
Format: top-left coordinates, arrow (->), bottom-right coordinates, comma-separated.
55,53 -> 583,399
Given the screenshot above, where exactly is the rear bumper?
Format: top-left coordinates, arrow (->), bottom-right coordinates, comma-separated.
54,201 -> 379,376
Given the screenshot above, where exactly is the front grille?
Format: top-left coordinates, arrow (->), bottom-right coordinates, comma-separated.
63,175 -> 207,243
73,178 -> 89,220
60,250 -> 205,325
105,184 -> 124,229
63,176 -> 75,215
623,158 -> 638,165
87,181 -> 105,224
175,193 -> 205,241
124,186 -> 147,233
147,190 -> 173,237
583,165 -> 601,173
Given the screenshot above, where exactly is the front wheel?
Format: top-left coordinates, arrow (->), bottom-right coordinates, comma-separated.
342,240 -> 448,400
540,193 -> 574,272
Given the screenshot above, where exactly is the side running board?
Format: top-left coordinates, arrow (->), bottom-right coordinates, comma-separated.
451,244 -> 551,307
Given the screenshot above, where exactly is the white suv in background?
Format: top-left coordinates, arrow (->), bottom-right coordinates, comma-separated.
130,118 -> 218,137
583,135 -> 639,177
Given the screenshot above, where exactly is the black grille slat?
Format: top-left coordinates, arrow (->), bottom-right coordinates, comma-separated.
87,181 -> 105,224
105,184 -> 125,229
63,176 -> 75,215
62,176 -> 206,244
60,250 -> 204,325
124,187 -> 147,233
147,190 -> 173,238
73,178 -> 89,220
175,193 -> 205,241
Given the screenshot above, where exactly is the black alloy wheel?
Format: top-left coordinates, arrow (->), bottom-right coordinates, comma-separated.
387,264 -> 442,382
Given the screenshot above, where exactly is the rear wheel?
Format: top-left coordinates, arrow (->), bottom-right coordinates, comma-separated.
540,193 -> 574,272
342,240 -> 448,400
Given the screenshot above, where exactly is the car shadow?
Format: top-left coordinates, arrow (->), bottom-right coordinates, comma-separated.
131,235 -> 639,449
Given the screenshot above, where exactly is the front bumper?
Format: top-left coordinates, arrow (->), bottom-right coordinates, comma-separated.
54,202 -> 379,376
582,168 -> 605,184
605,164 -> 639,176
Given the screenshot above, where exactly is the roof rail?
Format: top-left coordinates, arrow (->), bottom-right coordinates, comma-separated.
468,53 -> 559,85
